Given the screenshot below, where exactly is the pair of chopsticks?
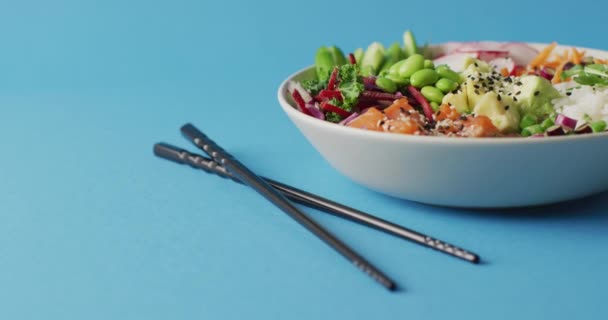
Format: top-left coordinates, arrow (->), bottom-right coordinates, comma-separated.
154,123 -> 480,291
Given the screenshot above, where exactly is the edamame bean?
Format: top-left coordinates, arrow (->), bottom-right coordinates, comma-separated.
315,47 -> 334,81
430,101 -> 440,111
435,78 -> 458,93
386,73 -> 409,86
375,77 -> 397,93
436,65 -> 461,83
353,48 -> 364,66
328,46 -> 347,66
410,69 -> 439,88
421,86 -> 444,104
398,54 -> 425,78
423,59 -> 434,69
361,42 -> 385,76
388,59 -> 407,76
379,42 -> 405,74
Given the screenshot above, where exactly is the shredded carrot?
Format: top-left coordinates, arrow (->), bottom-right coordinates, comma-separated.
500,68 -> 509,77
571,48 -> 585,64
543,60 -> 562,69
552,60 -> 570,84
529,42 -> 557,68
594,58 -> 608,64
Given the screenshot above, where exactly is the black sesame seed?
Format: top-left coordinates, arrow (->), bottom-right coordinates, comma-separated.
447,102 -> 452,106
566,92 -> 572,96
474,62 -> 479,67
497,94 -> 502,101
534,91 -> 540,96
513,96 -> 518,102
474,84 -> 480,89
516,81 -> 523,86
516,91 -> 521,95
379,120 -> 385,126
504,105 -> 510,110
474,89 -> 480,95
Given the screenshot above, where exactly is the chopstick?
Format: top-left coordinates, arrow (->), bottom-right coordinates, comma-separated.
179,123 -> 397,291
154,142 -> 480,264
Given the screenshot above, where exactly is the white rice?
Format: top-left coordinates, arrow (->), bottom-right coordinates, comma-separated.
552,83 -> 608,123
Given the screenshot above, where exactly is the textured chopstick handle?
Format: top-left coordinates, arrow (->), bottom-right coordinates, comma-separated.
153,143 -> 239,183
423,236 -> 479,263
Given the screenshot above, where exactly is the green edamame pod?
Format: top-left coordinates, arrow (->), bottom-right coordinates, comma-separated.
436,65 -> 462,83
430,101 -> 440,112
361,42 -> 385,76
379,42 -> 405,74
410,69 -> 440,88
403,30 -> 418,57
435,78 -> 458,93
421,86 -> 445,104
328,46 -> 347,66
423,59 -> 434,69
353,48 -> 364,66
315,46 -> 335,81
375,77 -> 397,93
398,54 -> 425,78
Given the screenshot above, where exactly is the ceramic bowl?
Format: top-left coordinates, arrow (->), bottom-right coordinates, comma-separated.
277,43 -> 608,208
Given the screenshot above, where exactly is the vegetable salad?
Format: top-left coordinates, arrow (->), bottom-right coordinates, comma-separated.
287,30 -> 608,137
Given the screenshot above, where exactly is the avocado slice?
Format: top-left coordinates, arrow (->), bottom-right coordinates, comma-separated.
440,59 -> 557,133
515,75 -> 561,119
443,92 -> 470,113
473,92 -> 521,132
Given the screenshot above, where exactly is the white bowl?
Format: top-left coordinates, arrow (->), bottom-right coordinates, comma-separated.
277,43 -> 608,208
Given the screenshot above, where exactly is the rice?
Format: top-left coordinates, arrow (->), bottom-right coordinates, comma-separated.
552,83 -> 608,123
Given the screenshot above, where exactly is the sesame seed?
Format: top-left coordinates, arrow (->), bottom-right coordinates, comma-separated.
516,91 -> 521,95
566,92 -> 572,96
513,96 -> 518,102
475,89 -> 480,95
504,105 -> 510,110
497,94 -> 502,101
534,91 -> 540,96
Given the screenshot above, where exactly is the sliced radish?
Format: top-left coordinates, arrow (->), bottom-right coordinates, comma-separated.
501,42 -> 538,66
489,57 -> 515,74
453,41 -> 501,52
287,81 -> 313,103
433,52 -> 478,72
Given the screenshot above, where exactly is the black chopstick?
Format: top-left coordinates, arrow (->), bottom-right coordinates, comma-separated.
154,142 -> 480,264
178,123 -> 397,291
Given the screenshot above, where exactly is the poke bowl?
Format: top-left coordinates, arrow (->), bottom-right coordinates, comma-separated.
277,31 -> 608,208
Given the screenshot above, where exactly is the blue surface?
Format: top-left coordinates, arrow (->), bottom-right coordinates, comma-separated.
2,1 -> 608,319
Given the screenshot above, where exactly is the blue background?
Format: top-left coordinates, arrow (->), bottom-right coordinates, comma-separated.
2,0 -> 607,319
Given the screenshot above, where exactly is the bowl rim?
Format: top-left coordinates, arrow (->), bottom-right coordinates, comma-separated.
277,41 -> 608,145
